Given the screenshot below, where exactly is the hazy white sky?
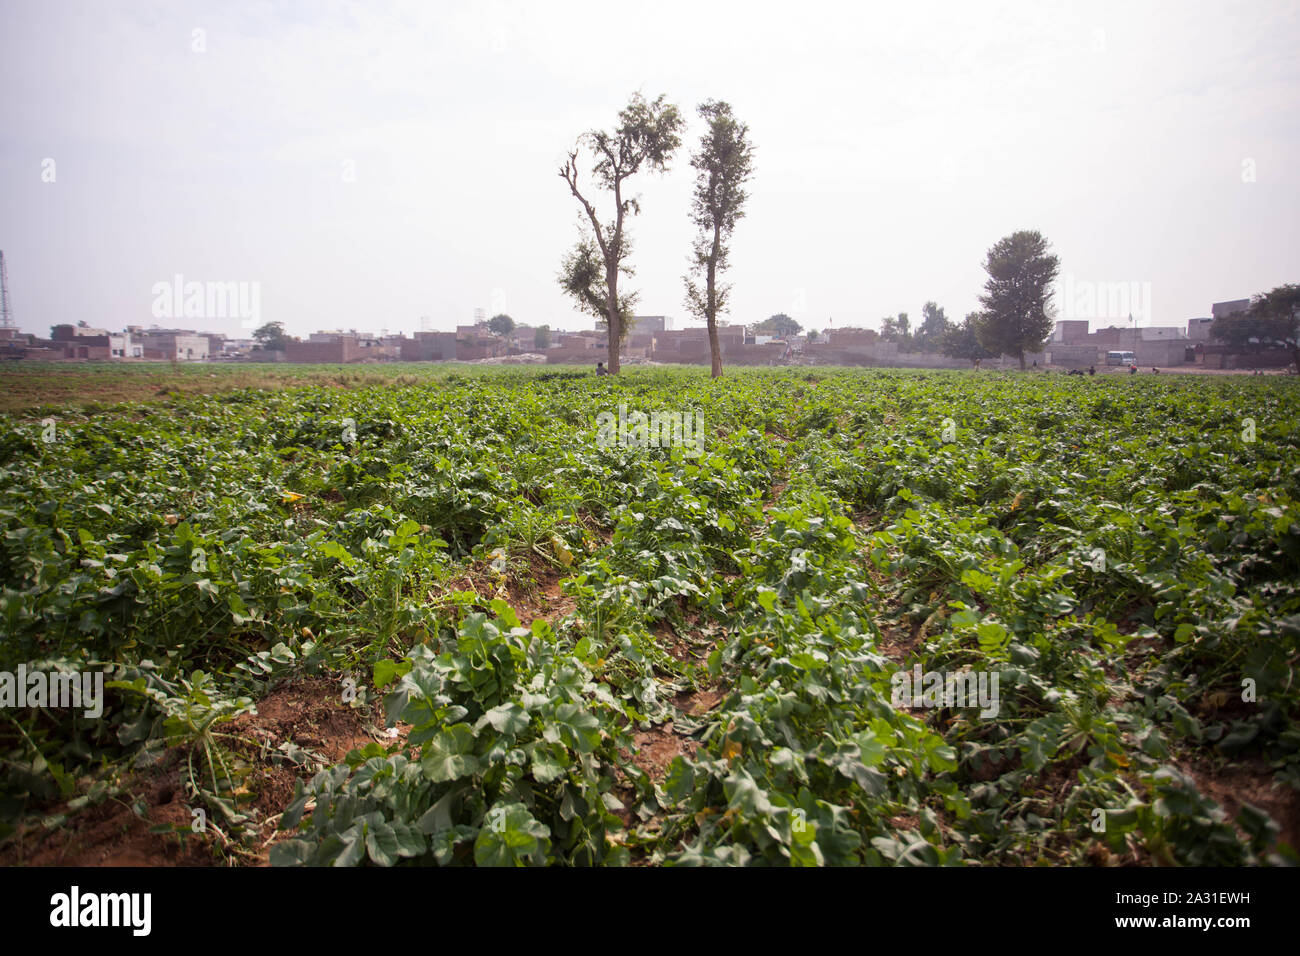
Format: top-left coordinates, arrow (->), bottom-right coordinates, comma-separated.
1,0 -> 1296,339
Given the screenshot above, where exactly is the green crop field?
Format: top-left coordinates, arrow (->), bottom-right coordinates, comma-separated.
1,365 -> 1297,866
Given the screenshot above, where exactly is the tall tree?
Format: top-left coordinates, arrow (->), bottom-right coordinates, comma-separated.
880,315 -> 900,341
488,313 -> 515,337
943,313 -> 997,366
559,93 -> 684,374
975,230 -> 1060,369
917,301 -> 951,351
1211,283 -> 1300,372
534,324 -> 551,350
683,100 -> 755,378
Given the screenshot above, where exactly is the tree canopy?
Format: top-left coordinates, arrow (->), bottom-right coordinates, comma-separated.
915,301 -> 951,351
753,313 -> 801,338
253,321 -> 289,351
943,312 -> 997,366
975,230 -> 1059,369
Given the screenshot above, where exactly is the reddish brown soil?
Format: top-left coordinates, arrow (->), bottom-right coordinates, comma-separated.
1181,756 -> 1300,856
0,749 -> 216,867
630,722 -> 699,784
0,678 -> 401,868
506,557 -> 575,627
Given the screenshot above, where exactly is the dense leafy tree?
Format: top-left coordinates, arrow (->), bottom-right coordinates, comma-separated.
943,312 -> 997,366
253,321 -> 289,352
976,230 -> 1059,369
752,313 -> 802,338
917,301 -> 951,351
489,314 -> 515,338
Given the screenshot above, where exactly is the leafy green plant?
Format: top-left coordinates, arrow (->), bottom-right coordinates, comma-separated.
1,364 -> 1296,866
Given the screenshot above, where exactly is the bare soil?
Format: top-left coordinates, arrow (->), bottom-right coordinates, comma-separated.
0,677 -> 400,867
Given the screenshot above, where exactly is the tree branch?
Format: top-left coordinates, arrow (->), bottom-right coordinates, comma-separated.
561,148 -> 610,263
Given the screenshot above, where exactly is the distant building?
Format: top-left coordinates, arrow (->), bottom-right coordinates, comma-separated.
1137,326 -> 1185,340
452,324 -> 505,360
827,327 -> 879,347
1047,319 -> 1190,367
51,324 -> 110,340
1212,299 -> 1250,320
558,333 -> 601,349
61,335 -> 113,360
110,332 -> 140,358
140,331 -> 209,361
400,331 -> 458,361
1052,320 -> 1090,343
287,338 -> 360,362
285,333 -> 399,363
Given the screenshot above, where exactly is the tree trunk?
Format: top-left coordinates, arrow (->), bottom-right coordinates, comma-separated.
707,223 -> 723,378
1291,344 -> 1300,376
607,314 -> 620,374
1018,351 -> 1026,370
708,320 -> 722,378
607,180 -> 625,375
606,266 -> 620,375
